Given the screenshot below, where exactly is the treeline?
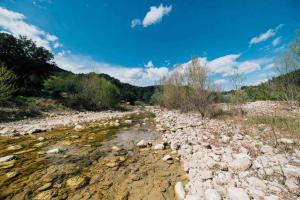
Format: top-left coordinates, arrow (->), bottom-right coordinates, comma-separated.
0,33 -> 156,110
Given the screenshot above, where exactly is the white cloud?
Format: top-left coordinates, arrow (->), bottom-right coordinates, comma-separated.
214,79 -> 226,85
207,54 -> 240,76
249,29 -> 275,46
130,19 -> 141,28
272,36 -> 281,46
54,52 -> 169,86
145,60 -> 154,68
131,4 -> 172,28
265,63 -> 275,69
237,61 -> 260,74
0,6 -> 60,50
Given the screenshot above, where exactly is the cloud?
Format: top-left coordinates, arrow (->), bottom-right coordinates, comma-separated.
214,79 -> 226,85
237,61 -> 260,74
130,19 -> 141,28
55,52 -> 169,86
0,6 -> 60,50
249,24 -> 283,46
131,4 -> 172,28
145,60 -> 154,68
207,54 -> 240,76
249,29 -> 275,46
272,36 -> 281,46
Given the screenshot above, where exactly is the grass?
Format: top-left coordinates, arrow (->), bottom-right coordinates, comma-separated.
247,115 -> 300,134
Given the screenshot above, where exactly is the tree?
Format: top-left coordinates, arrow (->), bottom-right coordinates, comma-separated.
0,64 -> 17,101
230,69 -> 248,113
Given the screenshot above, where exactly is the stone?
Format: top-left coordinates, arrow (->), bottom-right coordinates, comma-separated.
285,178 -> 299,191
201,170 -> 213,180
74,124 -> 84,131
66,175 -> 89,189
136,140 -> 147,147
260,145 -> 274,154
33,190 -> 53,200
246,177 -> 267,191
37,137 -> 45,141
162,154 -> 172,161
227,187 -> 249,200
265,195 -> 279,200
6,171 -> 19,179
112,146 -> 121,151
47,147 -> 66,154
106,160 -> 117,168
205,188 -> 221,200
221,135 -> 231,143
38,182 -> 52,191
0,159 -> 16,169
279,138 -> 294,144
124,120 -> 132,124
0,127 -> 10,135
175,182 -> 185,200
60,140 -> 72,146
153,143 -> 165,150
230,154 -> 251,171
7,145 -> 23,151
0,155 -> 16,163
282,165 -> 300,177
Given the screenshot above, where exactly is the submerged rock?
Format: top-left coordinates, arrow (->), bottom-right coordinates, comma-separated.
47,147 -> 66,154
0,155 -> 16,163
7,145 -> 23,151
6,171 -> 19,179
38,182 -> 52,191
175,182 -> 185,200
66,175 -> 89,189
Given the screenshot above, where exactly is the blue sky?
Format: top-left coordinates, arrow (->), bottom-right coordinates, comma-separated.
0,0 -> 299,88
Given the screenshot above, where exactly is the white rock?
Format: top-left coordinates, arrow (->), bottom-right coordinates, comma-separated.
279,138 -> 294,144
124,120 -> 132,124
47,148 -> 65,154
74,124 -> 84,131
265,195 -> 279,200
247,188 -> 265,199
175,182 -> 185,200
247,177 -> 267,191
282,165 -> 300,177
260,145 -> 274,154
227,187 -> 249,200
230,154 -> 252,171
0,127 -> 10,135
136,140 -> 147,147
0,155 -> 16,163
205,189 -> 221,200
162,154 -> 172,161
285,178 -> 299,191
153,143 -> 165,150
221,135 -> 230,143
201,170 -> 213,180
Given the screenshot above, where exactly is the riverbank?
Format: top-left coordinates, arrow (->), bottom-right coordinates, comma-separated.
0,110 -> 135,136
151,102 -> 300,200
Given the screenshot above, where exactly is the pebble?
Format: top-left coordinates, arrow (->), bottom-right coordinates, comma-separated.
175,182 -> 185,200
162,154 -> 172,161
66,175 -> 89,189
0,155 -> 16,163
136,140 -> 147,147
153,143 -> 165,150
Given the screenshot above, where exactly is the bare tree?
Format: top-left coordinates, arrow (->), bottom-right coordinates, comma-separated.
230,68 -> 247,114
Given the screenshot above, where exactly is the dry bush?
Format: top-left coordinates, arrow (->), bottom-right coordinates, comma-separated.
162,58 -> 218,118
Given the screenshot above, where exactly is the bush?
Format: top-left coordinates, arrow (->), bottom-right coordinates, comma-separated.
44,72 -> 120,110
0,64 -> 17,102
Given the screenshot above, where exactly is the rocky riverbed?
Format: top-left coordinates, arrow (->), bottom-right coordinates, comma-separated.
152,107 -> 300,200
0,111 -> 186,200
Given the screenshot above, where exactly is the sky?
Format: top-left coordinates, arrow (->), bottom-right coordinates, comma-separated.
0,0 -> 299,89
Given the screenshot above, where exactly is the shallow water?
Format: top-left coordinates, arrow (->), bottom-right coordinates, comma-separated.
0,112 -> 185,200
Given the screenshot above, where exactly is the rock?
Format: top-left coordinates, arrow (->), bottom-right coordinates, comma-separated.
247,188 -> 265,199
66,175 -> 89,189
282,165 -> 300,177
221,135 -> 230,143
175,182 -> 185,200
265,195 -> 279,200
7,145 -> 23,151
162,154 -> 172,161
14,148 -> 36,155
230,154 -> 251,171
227,187 -> 249,200
112,146 -> 121,151
0,155 -> 16,163
74,124 -> 84,131
136,140 -> 147,147
33,190 -> 53,200
124,120 -> 132,124
38,182 -> 52,191
106,160 -> 117,168
153,143 -> 165,150
260,145 -> 274,154
201,170 -> 213,180
246,177 -> 267,191
285,178 -> 299,191
0,159 -> 16,169
205,188 -> 221,200
0,127 -> 10,135
6,171 -> 19,179
37,137 -> 45,141
60,140 -> 72,146
279,138 -> 294,144
28,128 -> 47,134
47,147 -> 66,154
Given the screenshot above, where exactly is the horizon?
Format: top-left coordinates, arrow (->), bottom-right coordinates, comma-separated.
0,0 -> 299,90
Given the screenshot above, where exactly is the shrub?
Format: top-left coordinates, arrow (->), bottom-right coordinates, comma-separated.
0,64 -> 17,102
44,72 -> 120,110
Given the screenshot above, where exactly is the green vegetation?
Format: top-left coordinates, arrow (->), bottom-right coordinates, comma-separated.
44,72 -> 120,110
0,64 -> 17,101
248,115 -> 300,134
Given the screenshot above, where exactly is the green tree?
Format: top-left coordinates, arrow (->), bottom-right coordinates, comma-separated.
0,64 -> 17,101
